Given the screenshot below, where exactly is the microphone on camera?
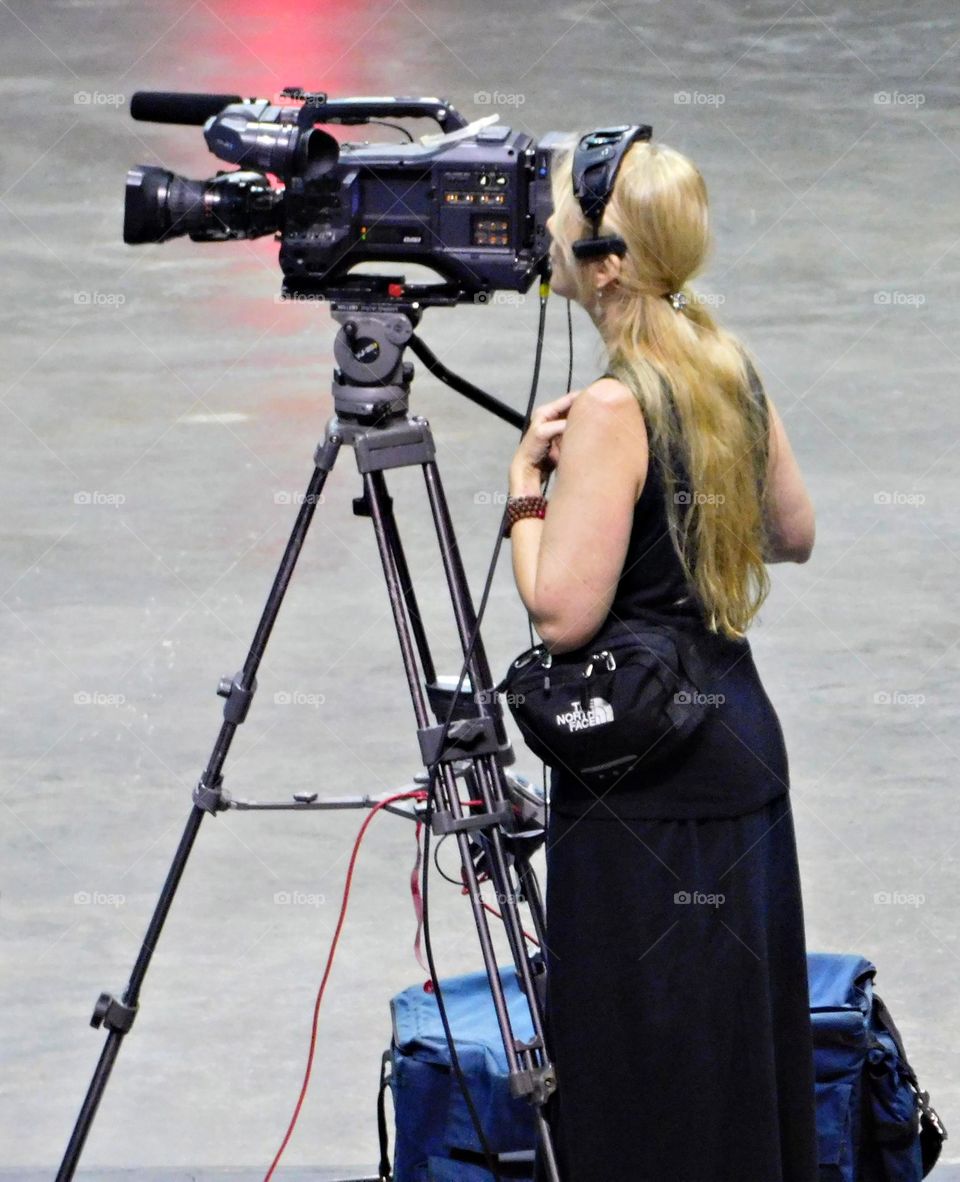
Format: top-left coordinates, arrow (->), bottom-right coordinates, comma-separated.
131,91 -> 245,125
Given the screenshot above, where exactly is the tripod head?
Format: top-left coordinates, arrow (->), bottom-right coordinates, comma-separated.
318,274 -> 527,431
327,290 -> 422,422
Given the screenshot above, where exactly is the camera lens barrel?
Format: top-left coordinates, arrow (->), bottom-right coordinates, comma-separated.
123,166 -> 207,243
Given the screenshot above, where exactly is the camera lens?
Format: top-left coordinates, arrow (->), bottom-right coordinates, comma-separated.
124,165 -> 279,244
124,165 -> 207,244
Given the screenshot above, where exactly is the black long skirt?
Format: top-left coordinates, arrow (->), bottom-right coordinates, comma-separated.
533,790 -> 819,1182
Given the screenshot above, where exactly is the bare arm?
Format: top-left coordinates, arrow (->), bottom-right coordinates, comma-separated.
508,380 -> 647,654
761,395 -> 816,563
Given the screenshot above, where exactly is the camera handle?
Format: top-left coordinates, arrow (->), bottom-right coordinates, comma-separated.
56,309 -> 562,1182
131,89 -> 468,134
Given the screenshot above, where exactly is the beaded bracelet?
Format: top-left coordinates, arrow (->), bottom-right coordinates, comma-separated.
503,494 -> 548,538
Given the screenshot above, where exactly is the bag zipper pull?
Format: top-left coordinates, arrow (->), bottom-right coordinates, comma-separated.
580,650 -> 615,711
580,655 -> 597,711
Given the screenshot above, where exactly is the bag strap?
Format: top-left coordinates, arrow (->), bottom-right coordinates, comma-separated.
376,1048 -> 394,1181
591,610 -> 719,685
673,631 -> 714,690
741,353 -> 769,423
602,356 -> 769,448
872,992 -> 948,1140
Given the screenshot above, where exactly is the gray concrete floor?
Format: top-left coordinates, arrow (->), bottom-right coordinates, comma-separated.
1,0 -> 958,1175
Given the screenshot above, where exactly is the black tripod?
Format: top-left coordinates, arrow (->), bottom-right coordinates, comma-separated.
57,297 -> 561,1182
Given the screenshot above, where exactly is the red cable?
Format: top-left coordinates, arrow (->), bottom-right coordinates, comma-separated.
262,788 -> 427,1180
263,787 -> 539,1177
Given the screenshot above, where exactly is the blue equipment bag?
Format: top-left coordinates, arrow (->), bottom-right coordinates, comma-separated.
377,964 -> 539,1182
378,953 -> 945,1181
808,952 -> 946,1181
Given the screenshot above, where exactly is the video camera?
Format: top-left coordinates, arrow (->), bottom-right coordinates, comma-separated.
124,88 -> 574,306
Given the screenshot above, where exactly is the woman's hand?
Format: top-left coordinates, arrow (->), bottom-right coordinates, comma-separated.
509,389 -> 582,486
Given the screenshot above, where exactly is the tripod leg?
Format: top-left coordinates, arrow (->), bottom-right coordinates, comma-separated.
57,808 -> 203,1179
361,473 -> 520,1007
56,430 -> 347,1181
419,460 -> 563,1176
359,477 -> 440,690
419,461 -> 551,1014
360,461 -> 561,1180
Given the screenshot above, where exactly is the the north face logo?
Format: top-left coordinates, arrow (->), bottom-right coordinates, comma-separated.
555,697 -> 615,733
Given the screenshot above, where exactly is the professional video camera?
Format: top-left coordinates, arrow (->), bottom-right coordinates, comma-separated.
124,87 -> 574,304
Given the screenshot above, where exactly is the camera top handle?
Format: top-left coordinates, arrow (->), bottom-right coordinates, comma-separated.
130,89 -> 469,133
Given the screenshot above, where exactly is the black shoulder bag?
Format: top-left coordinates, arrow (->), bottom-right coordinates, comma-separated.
495,611 -> 725,786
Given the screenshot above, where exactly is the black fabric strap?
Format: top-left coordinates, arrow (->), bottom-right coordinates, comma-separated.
872,993 -> 941,1123
601,356 -> 767,419
600,358 -> 766,498
741,353 -> 770,434
871,993 -> 914,1078
871,991 -> 948,1174
376,1048 -> 393,1180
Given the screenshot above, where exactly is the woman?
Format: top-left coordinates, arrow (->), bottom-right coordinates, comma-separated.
508,138 -> 819,1181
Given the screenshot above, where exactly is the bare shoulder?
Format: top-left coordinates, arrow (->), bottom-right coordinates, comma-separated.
570,376 -> 644,422
583,375 -> 637,408
564,377 -> 648,502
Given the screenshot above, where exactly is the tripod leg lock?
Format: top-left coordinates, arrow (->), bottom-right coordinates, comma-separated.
217,671 -> 257,725
193,774 -> 227,814
418,716 -> 499,766
508,1059 -> 557,1105
431,800 -> 513,836
90,991 -> 138,1035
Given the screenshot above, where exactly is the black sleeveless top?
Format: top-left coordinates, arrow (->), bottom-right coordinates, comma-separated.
548,363 -> 788,820
598,356 -> 769,630
608,441 -> 702,622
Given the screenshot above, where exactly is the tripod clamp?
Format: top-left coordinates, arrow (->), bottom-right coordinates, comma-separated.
217,669 -> 257,724
418,714 -> 498,765
193,773 -> 227,814
90,992 -> 138,1035
190,671 -> 259,814
510,1036 -> 557,1105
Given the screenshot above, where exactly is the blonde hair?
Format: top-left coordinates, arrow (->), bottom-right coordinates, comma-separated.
550,138 -> 772,640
